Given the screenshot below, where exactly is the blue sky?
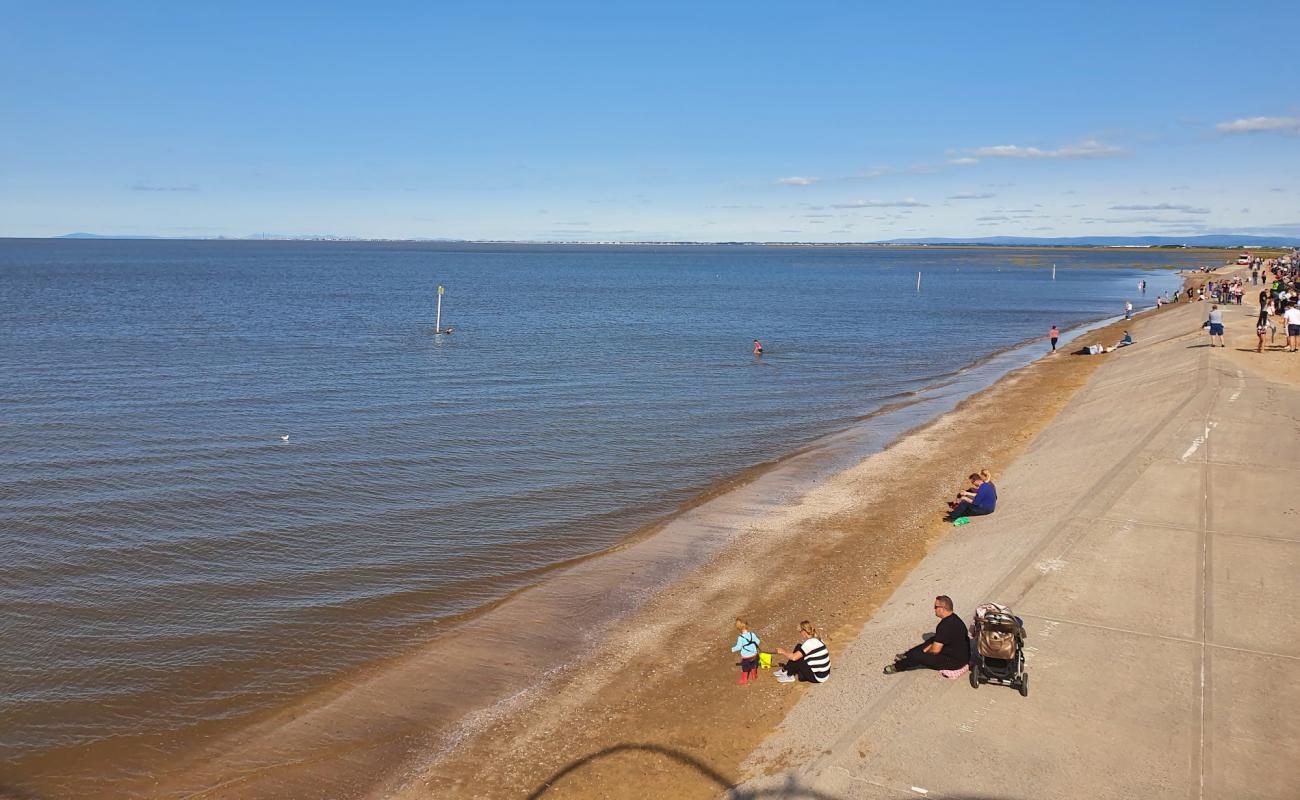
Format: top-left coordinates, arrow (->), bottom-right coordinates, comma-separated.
2,1 -> 1298,241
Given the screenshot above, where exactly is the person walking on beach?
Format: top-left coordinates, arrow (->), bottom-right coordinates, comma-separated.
730,618 -> 761,685
1206,305 -> 1225,347
1124,300 -> 1133,320
883,596 -> 970,674
753,339 -> 763,356
1256,309 -> 1271,354
1049,325 -> 1060,352
773,621 -> 830,684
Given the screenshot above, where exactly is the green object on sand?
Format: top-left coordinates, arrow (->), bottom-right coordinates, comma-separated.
952,516 -> 971,527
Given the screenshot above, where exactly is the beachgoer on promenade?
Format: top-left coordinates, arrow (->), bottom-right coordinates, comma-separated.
753,339 -> 763,356
883,595 -> 970,674
1256,310 -> 1270,354
1049,325 -> 1059,352
1205,305 -> 1225,348
1286,303 -> 1300,352
730,618 -> 761,685
945,471 -> 996,522
773,620 -> 830,684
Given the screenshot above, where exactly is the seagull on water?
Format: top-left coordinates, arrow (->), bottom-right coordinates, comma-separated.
280,435 -> 290,441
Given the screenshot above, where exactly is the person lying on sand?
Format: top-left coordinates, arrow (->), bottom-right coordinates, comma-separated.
772,620 -> 830,684
883,595 -> 970,674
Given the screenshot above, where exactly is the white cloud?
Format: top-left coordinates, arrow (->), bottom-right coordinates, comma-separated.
777,176 -> 819,186
830,198 -> 928,209
949,192 -> 994,200
1082,216 -> 1208,224
853,167 -> 893,179
966,140 -> 1126,160
947,157 -> 980,166
131,183 -> 200,192
1215,116 -> 1300,135
1109,203 -> 1209,214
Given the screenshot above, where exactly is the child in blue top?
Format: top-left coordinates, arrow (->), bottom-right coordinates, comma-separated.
731,618 -> 761,685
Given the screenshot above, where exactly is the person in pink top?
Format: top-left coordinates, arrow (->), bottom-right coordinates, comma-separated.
753,339 -> 763,356
1049,325 -> 1060,352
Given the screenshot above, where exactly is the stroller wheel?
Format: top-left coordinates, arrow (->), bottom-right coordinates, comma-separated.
1018,674 -> 1029,697
969,669 -> 979,689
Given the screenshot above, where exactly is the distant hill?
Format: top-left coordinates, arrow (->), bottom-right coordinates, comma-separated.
878,234 -> 1300,247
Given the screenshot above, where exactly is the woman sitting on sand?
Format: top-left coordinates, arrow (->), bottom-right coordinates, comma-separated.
773,621 -> 830,684
945,471 -> 996,522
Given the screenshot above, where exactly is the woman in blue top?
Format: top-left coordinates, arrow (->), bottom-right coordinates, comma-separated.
730,618 -> 761,685
945,471 -> 996,522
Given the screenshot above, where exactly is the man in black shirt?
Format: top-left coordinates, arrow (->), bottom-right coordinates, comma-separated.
883,595 -> 970,673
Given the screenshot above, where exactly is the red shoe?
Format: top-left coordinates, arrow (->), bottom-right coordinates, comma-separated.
737,672 -> 749,685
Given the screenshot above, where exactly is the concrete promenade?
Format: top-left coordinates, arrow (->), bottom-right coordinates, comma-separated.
733,298 -> 1300,799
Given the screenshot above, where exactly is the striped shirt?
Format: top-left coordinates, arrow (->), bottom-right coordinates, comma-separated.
798,637 -> 830,682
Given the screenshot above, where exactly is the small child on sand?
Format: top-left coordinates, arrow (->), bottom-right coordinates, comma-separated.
731,618 -> 761,685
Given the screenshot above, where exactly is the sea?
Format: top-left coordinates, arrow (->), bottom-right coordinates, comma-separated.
0,240 -> 1204,796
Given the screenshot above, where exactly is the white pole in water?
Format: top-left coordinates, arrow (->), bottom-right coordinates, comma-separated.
435,285 -> 444,333
916,271 -> 922,292
1052,263 -> 1056,280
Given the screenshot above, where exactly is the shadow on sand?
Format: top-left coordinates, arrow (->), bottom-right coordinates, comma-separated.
527,742 -> 1022,799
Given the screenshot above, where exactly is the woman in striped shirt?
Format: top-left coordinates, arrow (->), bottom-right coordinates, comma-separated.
774,620 -> 830,683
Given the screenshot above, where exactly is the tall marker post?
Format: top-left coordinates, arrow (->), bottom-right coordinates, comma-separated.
435,285 -> 444,333
1052,263 -> 1056,280
916,271 -> 922,292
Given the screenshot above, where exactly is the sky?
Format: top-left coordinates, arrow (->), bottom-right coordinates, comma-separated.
2,1 -> 1298,242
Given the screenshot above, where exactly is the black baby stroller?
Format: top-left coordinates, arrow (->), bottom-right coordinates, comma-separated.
969,602 -> 1028,696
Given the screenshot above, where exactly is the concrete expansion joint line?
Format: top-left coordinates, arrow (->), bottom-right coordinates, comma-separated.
1196,353 -> 1218,800
829,765 -> 927,798
1015,613 -> 1300,661
1093,515 -> 1300,544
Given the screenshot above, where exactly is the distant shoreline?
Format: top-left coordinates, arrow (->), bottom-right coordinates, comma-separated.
6,235 -> 1296,250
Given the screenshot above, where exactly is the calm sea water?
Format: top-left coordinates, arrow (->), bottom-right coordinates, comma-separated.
0,240 -> 1199,790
